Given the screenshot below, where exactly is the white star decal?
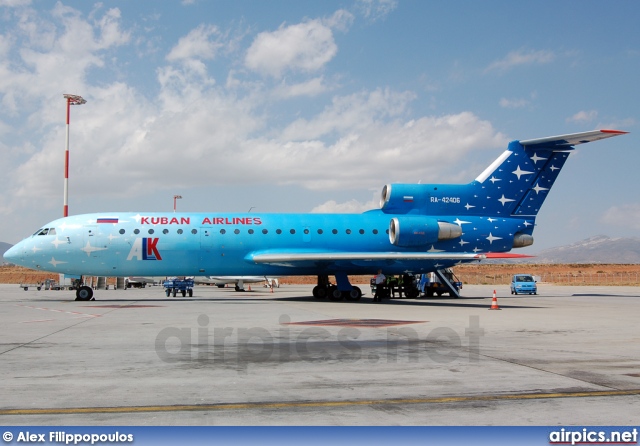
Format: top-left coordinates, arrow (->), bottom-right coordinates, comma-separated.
48,257 -> 67,268
487,217 -> 497,222
427,245 -> 445,253
532,183 -> 549,194
81,241 -> 108,257
549,165 -> 559,172
472,247 -> 482,253
107,233 -> 119,242
133,214 -> 143,223
523,221 -> 533,227
498,195 -> 516,206
530,153 -> 548,164
512,165 -> 534,180
459,239 -> 469,246
454,218 -> 471,226
464,203 -> 475,211
489,176 -> 501,183
31,245 -> 42,254
51,237 -> 66,248
486,233 -> 503,244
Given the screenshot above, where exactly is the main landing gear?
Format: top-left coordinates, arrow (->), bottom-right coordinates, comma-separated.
312,274 -> 362,301
75,286 -> 94,301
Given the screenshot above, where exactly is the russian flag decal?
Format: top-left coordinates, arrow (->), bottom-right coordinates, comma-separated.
97,217 -> 119,224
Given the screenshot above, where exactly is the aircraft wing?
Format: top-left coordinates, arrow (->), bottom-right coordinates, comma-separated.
519,129 -> 628,150
248,251 -> 533,268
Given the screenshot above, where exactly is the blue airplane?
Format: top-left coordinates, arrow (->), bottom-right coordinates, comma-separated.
3,129 -> 627,301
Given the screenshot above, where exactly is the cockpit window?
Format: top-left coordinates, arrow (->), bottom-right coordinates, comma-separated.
33,228 -> 49,236
48,228 -> 56,235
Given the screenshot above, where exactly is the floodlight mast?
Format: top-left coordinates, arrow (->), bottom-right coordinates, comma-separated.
63,94 -> 86,217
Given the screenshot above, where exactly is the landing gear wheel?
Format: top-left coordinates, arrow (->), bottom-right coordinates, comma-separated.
347,286 -> 362,301
312,286 -> 327,299
329,287 -> 343,301
235,285 -> 245,292
181,290 -> 186,297
165,289 -> 171,297
75,286 -> 94,301
172,289 -> 177,297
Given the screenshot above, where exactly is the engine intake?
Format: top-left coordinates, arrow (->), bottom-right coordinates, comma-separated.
389,217 -> 462,247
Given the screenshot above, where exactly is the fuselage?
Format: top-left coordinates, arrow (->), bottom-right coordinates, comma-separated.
4,210 -> 530,277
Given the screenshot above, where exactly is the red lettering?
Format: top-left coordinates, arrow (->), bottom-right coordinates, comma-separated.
181,217 -> 190,224
150,217 -> 159,225
253,217 -> 262,225
147,238 -> 162,260
214,218 -> 223,224
141,217 -> 149,224
161,217 -> 168,224
202,217 -> 212,225
170,217 -> 179,224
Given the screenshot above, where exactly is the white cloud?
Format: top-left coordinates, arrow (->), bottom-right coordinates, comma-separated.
601,204 -> 640,230
311,197 -> 378,214
567,110 -> 598,123
485,49 -> 555,73
244,19 -> 337,77
272,77 -> 330,99
166,24 -> 223,62
499,97 -> 528,109
356,0 -> 398,22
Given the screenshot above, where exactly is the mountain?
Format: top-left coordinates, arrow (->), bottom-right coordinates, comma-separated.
529,235 -> 640,264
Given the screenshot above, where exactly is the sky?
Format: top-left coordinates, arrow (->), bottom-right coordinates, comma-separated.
0,0 -> 638,253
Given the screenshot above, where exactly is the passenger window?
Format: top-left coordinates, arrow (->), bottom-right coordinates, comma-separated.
359,229 -> 364,234
373,229 -> 379,234
332,229 -> 338,234
191,229 -> 197,234
119,229 -> 125,234
248,229 -> 254,234
317,229 -> 323,234
163,229 -> 169,234
304,229 -> 309,234
177,229 -> 183,234
346,229 -> 351,234
234,229 -> 240,234
290,229 -> 295,234
148,229 -> 155,234
276,229 -> 282,234
262,229 -> 268,234
134,229 -> 140,234
220,229 -> 226,234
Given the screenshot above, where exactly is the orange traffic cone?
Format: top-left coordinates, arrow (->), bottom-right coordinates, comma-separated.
488,290 -> 501,310
248,285 -> 251,291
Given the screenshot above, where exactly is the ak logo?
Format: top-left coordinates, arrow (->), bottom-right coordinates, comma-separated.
127,238 -> 162,261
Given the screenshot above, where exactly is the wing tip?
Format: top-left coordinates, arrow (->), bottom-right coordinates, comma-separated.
483,253 -> 535,259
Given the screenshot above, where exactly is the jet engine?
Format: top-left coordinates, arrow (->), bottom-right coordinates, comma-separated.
512,232 -> 534,248
389,217 -> 462,247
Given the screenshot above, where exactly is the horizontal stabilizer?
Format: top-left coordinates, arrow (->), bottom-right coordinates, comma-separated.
519,129 -> 628,150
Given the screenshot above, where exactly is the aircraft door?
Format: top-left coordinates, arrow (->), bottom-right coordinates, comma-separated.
83,225 -> 108,257
199,227 -> 214,272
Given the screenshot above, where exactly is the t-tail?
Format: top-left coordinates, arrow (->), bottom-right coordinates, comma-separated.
378,129 -> 628,248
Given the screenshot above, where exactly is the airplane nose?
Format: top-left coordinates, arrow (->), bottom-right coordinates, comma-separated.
3,244 -> 22,265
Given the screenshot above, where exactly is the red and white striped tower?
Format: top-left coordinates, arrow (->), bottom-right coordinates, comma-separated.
62,94 -> 86,217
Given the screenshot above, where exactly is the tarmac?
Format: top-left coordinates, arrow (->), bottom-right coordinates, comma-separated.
0,282 -> 639,426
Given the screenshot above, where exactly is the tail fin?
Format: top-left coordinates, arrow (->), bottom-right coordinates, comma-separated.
379,130 -> 627,216
473,129 -> 628,216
